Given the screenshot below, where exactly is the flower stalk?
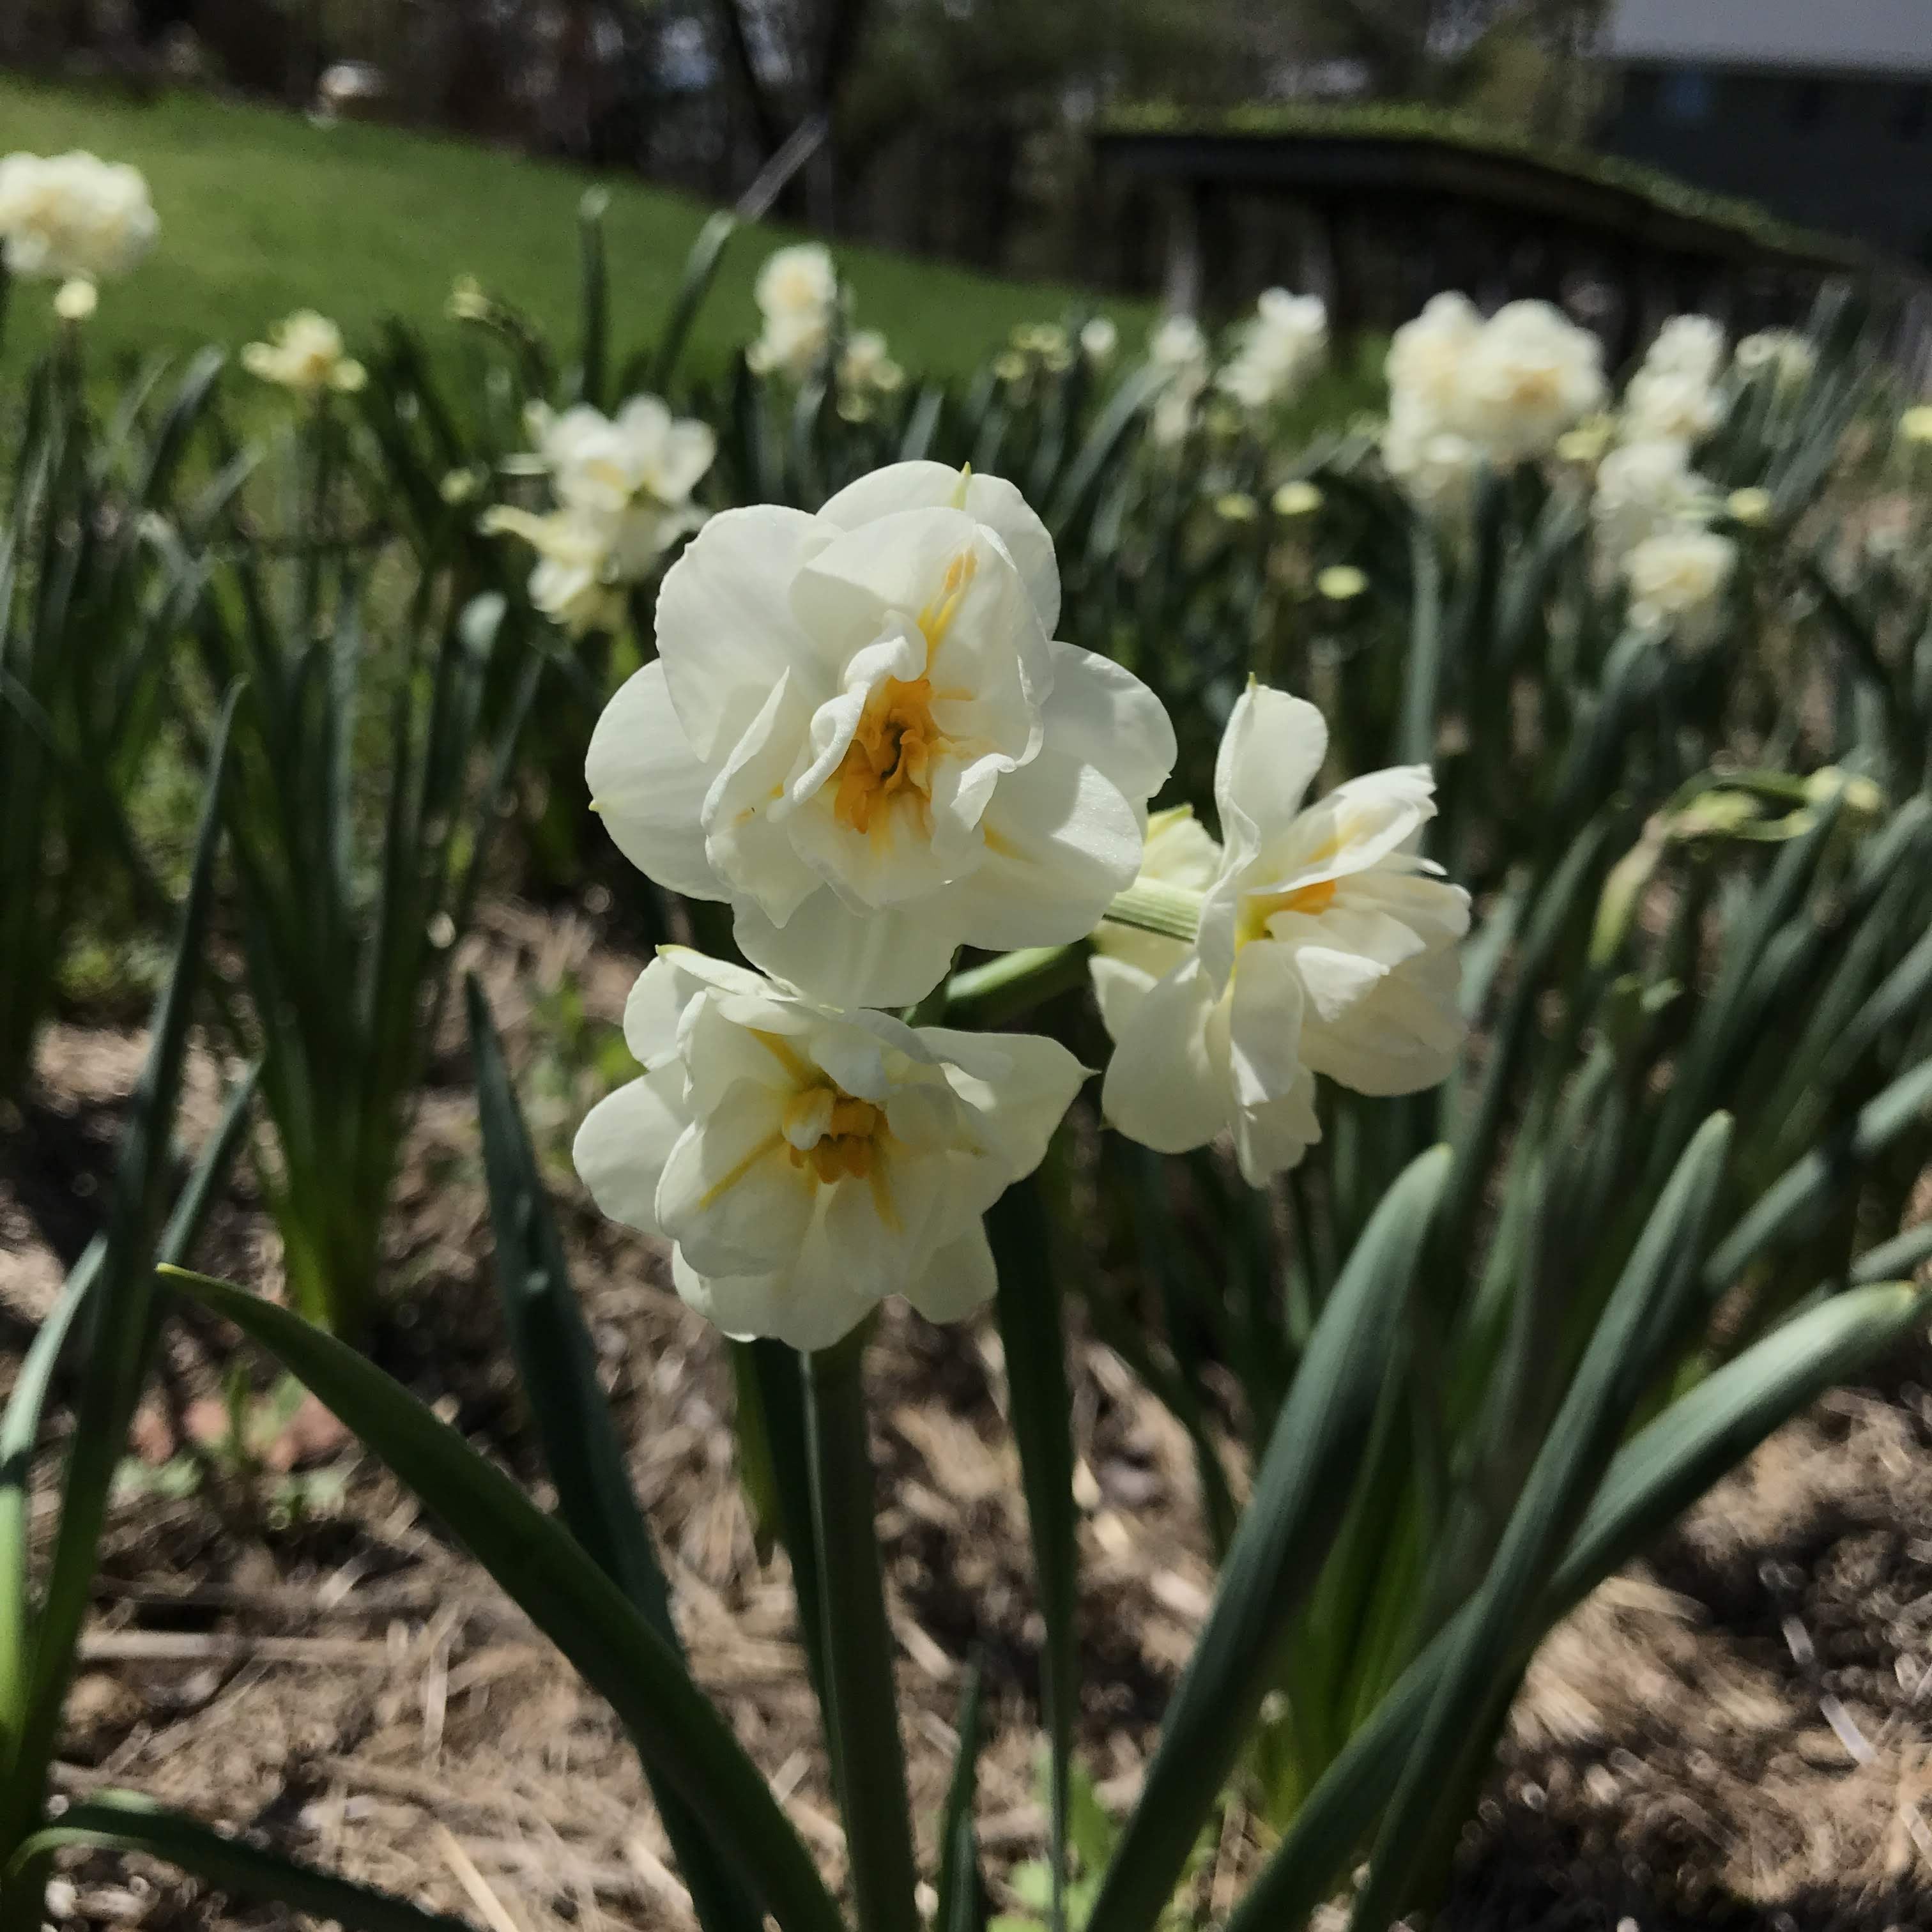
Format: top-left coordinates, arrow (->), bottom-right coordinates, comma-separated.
803,1331 -> 920,1932
1101,878 -> 1204,944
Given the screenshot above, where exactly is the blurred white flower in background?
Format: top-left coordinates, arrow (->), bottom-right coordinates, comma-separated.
1643,314 -> 1726,384
1080,315 -> 1118,364
1095,684 -> 1469,1183
1382,293 -> 1604,503
1149,313 -> 1208,369
1899,404 -> 1932,446
836,328 -> 905,419
242,310 -> 367,395
748,241 -> 838,380
483,394 -> 715,634
1621,365 -> 1722,446
1735,330 -> 1816,392
1626,526 -> 1737,643
1591,438 -> 1717,569
53,277 -> 96,322
586,459 -> 1175,1008
0,150 -> 157,284
573,948 -> 1085,1351
1216,288 -> 1328,413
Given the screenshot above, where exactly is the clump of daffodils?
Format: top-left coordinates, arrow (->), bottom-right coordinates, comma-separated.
586,459 -> 1175,1006
0,150 -> 157,286
1092,684 -> 1468,1183
242,311 -> 367,395
1216,289 -> 1328,413
1382,294 -> 1606,511
482,395 -> 716,636
573,949 -> 1084,1350
575,458 -> 1473,1350
747,242 -> 839,381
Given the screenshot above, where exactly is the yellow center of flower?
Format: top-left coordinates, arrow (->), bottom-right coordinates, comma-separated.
1237,876 -> 1338,947
827,548 -> 977,838
782,1089 -> 887,1184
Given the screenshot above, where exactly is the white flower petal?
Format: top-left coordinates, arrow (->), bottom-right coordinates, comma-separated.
902,1220 -> 999,1327
655,505 -> 834,759
733,887 -> 962,1009
1036,640 -> 1177,810
1099,956 -> 1230,1156
656,1080 -> 813,1275
1214,684 -> 1328,857
817,461 -> 1061,640
586,663 -> 726,900
950,746 -> 1146,951
571,1066 -> 691,1236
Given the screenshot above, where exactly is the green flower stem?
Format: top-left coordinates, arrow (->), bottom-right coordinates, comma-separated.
941,944 -> 1089,1027
804,1332 -> 919,1932
1100,878 -> 1204,943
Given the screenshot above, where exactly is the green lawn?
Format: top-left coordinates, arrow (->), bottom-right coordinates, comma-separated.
0,76 -> 1152,381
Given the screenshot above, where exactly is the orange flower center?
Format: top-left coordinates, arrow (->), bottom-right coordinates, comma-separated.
1238,876 -> 1338,947
825,548 -> 977,838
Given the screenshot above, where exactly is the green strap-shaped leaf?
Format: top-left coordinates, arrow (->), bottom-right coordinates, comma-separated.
464,977 -> 763,1932
1086,1146 -> 1451,1932
1347,1114 -> 1733,1929
1,696 -> 235,1846
934,1660 -> 987,1932
2,1790 -> 470,1932
649,210 -> 737,397
989,1180 -> 1077,1932
1703,1054 -> 1932,1291
162,1269 -> 846,1932
1224,1280 -> 1928,1932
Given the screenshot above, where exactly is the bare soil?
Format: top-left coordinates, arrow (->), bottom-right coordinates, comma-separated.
3,905 -> 1929,1932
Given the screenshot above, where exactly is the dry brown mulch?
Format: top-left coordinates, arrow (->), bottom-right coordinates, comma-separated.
3,903 -> 1930,1931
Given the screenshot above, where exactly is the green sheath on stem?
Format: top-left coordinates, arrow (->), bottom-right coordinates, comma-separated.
804,1331 -> 920,1932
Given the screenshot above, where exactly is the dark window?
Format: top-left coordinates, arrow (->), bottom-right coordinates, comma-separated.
1661,67 -> 1714,123
1788,78 -> 1830,128
1897,82 -> 1931,138
1622,66 -> 1659,118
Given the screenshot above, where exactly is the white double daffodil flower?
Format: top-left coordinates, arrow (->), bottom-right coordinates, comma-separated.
1092,684 -> 1470,1184
587,460 -> 1176,1008
573,948 -> 1086,1350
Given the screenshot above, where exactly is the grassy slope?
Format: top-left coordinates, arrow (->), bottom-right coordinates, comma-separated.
0,76 -> 1152,379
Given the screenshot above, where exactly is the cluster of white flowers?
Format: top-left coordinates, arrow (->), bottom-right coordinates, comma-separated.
0,150 -> 157,294
1382,295 -> 1606,514
1216,289 -> 1329,413
836,328 -> 905,418
748,242 -> 839,381
574,458 -> 1469,1348
242,311 -> 366,396
1588,314 -> 1741,643
482,396 -> 716,636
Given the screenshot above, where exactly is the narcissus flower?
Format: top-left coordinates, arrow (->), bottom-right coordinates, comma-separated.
1591,439 -> 1717,569
1383,294 -> 1605,486
1094,685 -> 1469,1184
1735,330 -> 1816,392
53,277 -> 96,322
573,949 -> 1085,1350
1642,315 -> 1725,384
1216,288 -> 1328,412
1080,316 -> 1118,364
748,242 -> 838,380
242,311 -> 367,395
1626,528 -> 1736,643
588,460 -> 1175,1007
484,395 -> 714,634
0,151 -> 157,282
